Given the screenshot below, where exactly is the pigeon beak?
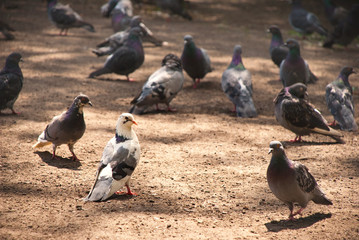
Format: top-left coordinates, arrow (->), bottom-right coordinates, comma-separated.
20,58 -> 24,62
88,101 -> 93,107
268,148 -> 273,154
132,120 -> 138,125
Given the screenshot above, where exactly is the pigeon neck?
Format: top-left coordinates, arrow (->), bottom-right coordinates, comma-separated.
337,73 -> 351,89
230,54 -> 245,70
287,47 -> 300,60
271,33 -> 283,48
115,133 -> 130,143
184,42 -> 197,55
4,61 -> 23,78
47,0 -> 57,9
271,150 -> 290,167
115,124 -> 133,141
67,102 -> 84,116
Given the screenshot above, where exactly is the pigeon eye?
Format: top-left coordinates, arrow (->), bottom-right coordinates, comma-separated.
125,117 -> 129,120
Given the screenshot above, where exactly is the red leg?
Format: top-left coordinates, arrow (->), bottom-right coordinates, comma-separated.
70,151 -> 79,161
289,135 -> 302,143
115,184 -> 138,196
127,75 -> 135,82
166,103 -> 177,112
329,120 -> 337,127
10,108 -> 20,115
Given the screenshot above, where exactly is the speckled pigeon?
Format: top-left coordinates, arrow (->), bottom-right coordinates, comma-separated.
156,0 -> 192,21
89,27 -> 144,81
0,20 -> 15,40
47,0 -> 95,36
280,39 -> 318,87
130,53 -> 184,114
289,0 -> 327,37
181,35 -> 212,88
32,94 -> 92,161
267,141 -> 333,220
221,45 -> 257,118
274,83 -> 343,143
0,53 -> 23,114
323,4 -> 359,48
84,113 -> 140,202
323,0 -> 348,26
92,16 -> 163,57
325,67 -> 357,131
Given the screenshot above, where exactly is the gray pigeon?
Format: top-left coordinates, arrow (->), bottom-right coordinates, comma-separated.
274,83 -> 343,143
130,53 -> 184,114
323,0 -> 348,26
92,16 -> 163,57
156,0 -> 192,21
280,39 -> 318,87
221,45 -> 257,118
268,27 -> 318,83
323,4 -> 359,48
0,52 -> 23,114
89,27 -> 144,81
267,141 -> 333,220
325,67 -> 357,131
84,113 -> 140,202
47,0 -> 95,36
181,35 -> 212,88
110,0 -> 134,32
0,20 -> 15,40
289,0 -> 327,37
32,94 -> 92,161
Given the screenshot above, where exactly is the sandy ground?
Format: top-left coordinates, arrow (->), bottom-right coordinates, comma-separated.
1,0 -> 359,239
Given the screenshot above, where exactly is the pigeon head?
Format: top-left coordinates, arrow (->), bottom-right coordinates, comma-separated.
129,27 -> 143,38
268,141 -> 285,154
286,83 -> 307,99
284,38 -> 301,56
73,94 -> 92,112
184,35 -> 193,43
162,53 -> 182,70
82,24 -> 95,33
116,113 -> 137,138
229,45 -> 245,69
130,16 -> 142,27
267,25 -> 281,35
340,67 -> 356,78
6,52 -> 23,65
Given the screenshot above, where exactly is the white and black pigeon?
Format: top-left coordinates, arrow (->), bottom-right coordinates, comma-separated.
267,141 -> 333,220
181,35 -> 212,88
325,67 -> 357,131
221,45 -> 257,118
274,83 -> 343,143
156,0 -> 192,21
92,16 -> 163,57
89,27 -> 144,81
0,20 -> 15,40
33,94 -> 92,161
84,113 -> 140,202
130,53 -> 184,114
280,39 -> 318,87
47,0 -> 95,36
0,52 -> 23,115
289,0 -> 327,37
323,4 -> 359,48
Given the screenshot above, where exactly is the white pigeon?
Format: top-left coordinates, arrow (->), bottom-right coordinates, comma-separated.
84,113 -> 141,202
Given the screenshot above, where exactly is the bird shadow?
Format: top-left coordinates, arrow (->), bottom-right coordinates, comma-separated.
282,140 -> 342,147
34,151 -> 81,170
89,77 -> 134,82
265,213 -> 332,232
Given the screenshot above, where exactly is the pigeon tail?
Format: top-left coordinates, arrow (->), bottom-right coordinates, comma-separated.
80,21 -> 95,32
311,126 -> 344,143
32,141 -> 52,149
89,67 -> 112,78
96,39 -> 110,48
308,70 -> 318,83
312,188 -> 333,205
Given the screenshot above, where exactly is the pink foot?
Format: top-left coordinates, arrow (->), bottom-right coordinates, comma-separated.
11,109 -> 20,115
289,136 -> 302,142
115,185 -> 138,196
329,120 -> 337,127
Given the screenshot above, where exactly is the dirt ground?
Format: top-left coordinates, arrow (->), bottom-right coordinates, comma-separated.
1,0 -> 359,239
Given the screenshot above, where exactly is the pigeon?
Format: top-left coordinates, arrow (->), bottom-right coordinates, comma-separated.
323,4 -> 359,48
267,141 -> 333,220
110,0 -> 134,32
289,0 -> 327,37
32,94 -> 92,161
84,113 -> 140,202
325,67 -> 357,131
92,16 -> 163,57
156,0 -> 192,21
47,0 -> 95,36
0,52 -> 23,115
0,20 -> 15,40
221,45 -> 257,118
323,0 -> 348,26
89,27 -> 144,81
130,53 -> 184,114
274,82 -> 344,143
181,35 -> 212,88
280,39 -> 318,87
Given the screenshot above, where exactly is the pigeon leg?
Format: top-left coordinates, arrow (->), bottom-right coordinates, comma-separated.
230,104 -> 236,113
292,208 -> 304,217
59,29 -> 63,36
329,120 -> 337,127
126,75 -> 135,82
115,184 -> 138,196
10,107 -> 20,115
166,103 -> 177,112
64,29 -> 68,36
193,78 -> 201,88
51,145 -> 59,160
290,135 -> 302,142
68,144 -> 79,161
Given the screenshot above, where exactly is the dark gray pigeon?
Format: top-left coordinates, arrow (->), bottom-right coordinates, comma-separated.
0,53 -> 23,114
130,53 -> 184,114
89,27 -> 144,81
289,0 -> 327,37
0,20 -> 15,40
323,0 -> 348,26
325,67 -> 357,131
323,4 -> 359,48
268,27 -> 318,83
110,0 -> 134,32
32,94 -> 92,161
221,45 -> 257,118
280,39 -> 318,87
274,83 -> 343,143
181,35 -> 212,88
84,113 -> 140,202
47,0 -> 95,36
92,16 -> 163,57
156,0 -> 192,21
267,141 -> 333,220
